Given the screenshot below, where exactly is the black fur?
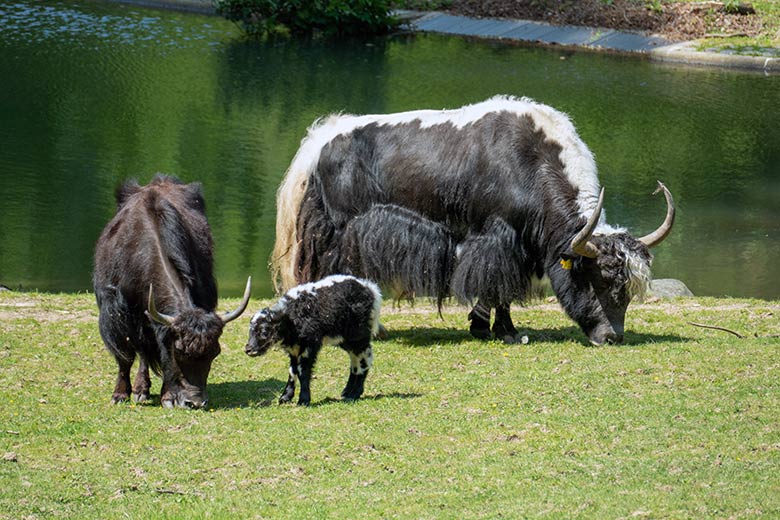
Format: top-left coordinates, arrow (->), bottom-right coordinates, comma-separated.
245,275 -> 381,406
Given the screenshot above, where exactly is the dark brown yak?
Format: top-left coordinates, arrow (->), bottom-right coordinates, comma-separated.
93,175 -> 251,409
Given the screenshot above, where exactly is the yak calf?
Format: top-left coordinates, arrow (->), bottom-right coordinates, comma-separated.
245,275 -> 381,406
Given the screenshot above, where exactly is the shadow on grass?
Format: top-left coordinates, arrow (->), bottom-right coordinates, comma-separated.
385,325 -> 691,347
208,378 -> 286,409
382,326 -> 473,346
307,391 -> 423,408
209,380 -> 422,409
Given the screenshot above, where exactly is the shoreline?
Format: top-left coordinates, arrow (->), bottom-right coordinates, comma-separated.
105,0 -> 779,72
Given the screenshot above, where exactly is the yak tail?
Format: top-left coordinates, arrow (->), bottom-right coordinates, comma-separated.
271,120 -> 338,294
271,166 -> 308,294
341,204 -> 457,310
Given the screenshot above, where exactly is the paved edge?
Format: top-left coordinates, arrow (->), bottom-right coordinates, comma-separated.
649,41 -> 780,72
404,10 -> 779,72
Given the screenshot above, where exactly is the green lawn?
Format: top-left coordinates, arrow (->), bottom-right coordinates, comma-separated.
1,292 -> 779,518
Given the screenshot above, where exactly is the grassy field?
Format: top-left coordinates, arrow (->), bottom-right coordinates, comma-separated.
1,291 -> 779,518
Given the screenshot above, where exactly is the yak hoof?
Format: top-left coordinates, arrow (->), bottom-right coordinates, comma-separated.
279,394 -> 293,404
469,326 -> 492,341
111,393 -> 130,405
132,392 -> 150,404
341,388 -> 363,401
161,399 -> 175,409
500,333 -> 530,345
374,323 -> 389,340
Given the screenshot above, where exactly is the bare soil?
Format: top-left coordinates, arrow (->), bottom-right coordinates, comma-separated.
445,1 -> 764,41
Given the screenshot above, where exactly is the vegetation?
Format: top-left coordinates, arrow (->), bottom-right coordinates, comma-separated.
213,0 -> 398,37
2,291 -> 779,518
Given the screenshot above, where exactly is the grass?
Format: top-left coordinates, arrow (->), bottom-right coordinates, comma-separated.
694,0 -> 780,53
2,291 -> 779,518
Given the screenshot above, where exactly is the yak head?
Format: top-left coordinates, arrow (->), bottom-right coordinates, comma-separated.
245,303 -> 289,358
554,183 -> 675,346
146,278 -> 251,409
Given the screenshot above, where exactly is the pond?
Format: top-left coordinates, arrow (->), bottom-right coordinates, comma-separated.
1,0 -> 779,299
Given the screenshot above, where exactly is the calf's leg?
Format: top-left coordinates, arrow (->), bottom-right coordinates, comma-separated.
296,356 -> 314,406
342,344 -> 373,400
279,355 -> 298,404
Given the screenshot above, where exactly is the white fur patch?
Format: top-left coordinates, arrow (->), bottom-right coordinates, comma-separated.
323,336 -> 344,346
285,274 -> 356,300
349,348 -> 374,375
622,244 -> 652,301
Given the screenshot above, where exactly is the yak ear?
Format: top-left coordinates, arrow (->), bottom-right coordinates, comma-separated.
185,182 -> 206,213
115,179 -> 141,209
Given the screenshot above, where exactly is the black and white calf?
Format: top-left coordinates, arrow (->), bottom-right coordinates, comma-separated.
245,275 -> 382,406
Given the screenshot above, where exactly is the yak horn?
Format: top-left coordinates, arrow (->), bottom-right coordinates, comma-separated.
639,181 -> 675,248
146,284 -> 175,326
221,276 -> 252,324
571,188 -> 604,258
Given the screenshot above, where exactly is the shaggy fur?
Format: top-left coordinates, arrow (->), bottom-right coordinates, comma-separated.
272,97 -> 667,345
93,175 -> 249,409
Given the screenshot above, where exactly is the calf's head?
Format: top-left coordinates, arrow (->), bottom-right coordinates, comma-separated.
146,278 -> 251,409
555,183 -> 675,346
245,305 -> 288,357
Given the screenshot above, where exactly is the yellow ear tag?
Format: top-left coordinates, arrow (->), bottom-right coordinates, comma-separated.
560,258 -> 573,270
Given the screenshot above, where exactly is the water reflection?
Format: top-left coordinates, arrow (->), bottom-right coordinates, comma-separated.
0,0 -> 778,298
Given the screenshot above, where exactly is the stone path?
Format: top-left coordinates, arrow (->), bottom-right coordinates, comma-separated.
402,10 -> 779,72
406,11 -> 670,53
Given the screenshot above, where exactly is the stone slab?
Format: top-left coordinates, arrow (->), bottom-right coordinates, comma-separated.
412,11 -> 671,53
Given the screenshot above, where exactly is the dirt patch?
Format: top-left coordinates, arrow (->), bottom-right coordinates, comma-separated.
445,1 -> 764,41
0,298 -> 97,324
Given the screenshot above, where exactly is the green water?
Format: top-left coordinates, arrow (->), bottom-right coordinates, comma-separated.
1,1 -> 778,298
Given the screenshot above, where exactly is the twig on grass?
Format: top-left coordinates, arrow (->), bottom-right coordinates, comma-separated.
688,322 -> 745,338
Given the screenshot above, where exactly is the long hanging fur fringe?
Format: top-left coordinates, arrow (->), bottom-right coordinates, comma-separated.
451,216 -> 532,307
340,204 -> 458,309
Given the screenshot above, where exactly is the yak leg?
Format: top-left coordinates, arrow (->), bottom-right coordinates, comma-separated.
492,304 -> 527,344
342,344 -> 373,401
468,301 -> 492,340
111,355 -> 134,404
296,354 -> 315,407
132,357 -> 151,404
279,355 -> 298,404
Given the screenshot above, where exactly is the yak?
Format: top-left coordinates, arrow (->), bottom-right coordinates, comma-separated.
94,175 -> 251,409
271,96 -> 674,346
245,274 -> 382,406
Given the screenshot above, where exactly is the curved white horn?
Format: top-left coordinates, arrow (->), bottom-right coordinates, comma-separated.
221,277 -> 252,324
146,284 -> 175,326
570,188 -> 604,259
639,181 -> 675,248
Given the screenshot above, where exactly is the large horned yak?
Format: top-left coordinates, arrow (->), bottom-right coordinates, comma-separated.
271,96 -> 674,346
94,175 -> 251,409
